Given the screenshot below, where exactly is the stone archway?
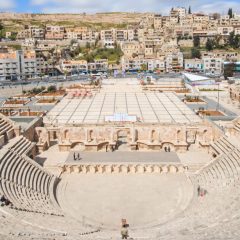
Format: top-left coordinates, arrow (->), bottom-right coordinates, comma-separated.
162,142 -> 175,152
71,142 -> 85,151
116,129 -> 130,151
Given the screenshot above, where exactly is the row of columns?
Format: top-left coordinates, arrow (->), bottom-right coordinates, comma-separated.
62,164 -> 187,174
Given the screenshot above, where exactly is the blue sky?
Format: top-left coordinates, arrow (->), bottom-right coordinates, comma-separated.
0,0 -> 240,14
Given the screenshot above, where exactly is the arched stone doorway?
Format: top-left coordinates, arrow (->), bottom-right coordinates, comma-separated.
71,142 -> 85,151
116,129 -> 130,151
162,142 -> 175,152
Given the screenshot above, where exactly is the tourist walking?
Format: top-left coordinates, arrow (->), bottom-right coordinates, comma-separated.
121,219 -> 129,239
197,185 -> 201,196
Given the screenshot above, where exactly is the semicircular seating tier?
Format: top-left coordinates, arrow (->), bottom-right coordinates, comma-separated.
0,136 -> 60,215
0,113 -> 16,148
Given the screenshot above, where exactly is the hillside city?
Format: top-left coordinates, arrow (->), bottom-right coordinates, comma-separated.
0,7 -> 239,80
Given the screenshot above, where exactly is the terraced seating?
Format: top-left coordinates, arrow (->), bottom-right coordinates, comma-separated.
234,121 -> 240,133
195,145 -> 240,191
144,136 -> 240,240
0,204 -> 101,240
0,114 -> 15,148
0,136 -> 60,215
210,136 -> 236,157
1,133 -> 240,239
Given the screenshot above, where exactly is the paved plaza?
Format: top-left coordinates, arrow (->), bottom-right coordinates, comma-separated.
66,151 -> 180,163
45,91 -> 201,125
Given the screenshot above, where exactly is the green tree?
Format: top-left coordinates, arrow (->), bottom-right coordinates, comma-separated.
206,38 -> 214,51
212,13 -> 220,20
188,6 -> 192,14
228,32 -> 240,48
228,8 -> 233,18
229,31 -> 235,46
224,62 -> 235,80
47,85 -> 57,92
0,22 -> 4,39
193,36 -> 200,48
70,39 -> 78,45
9,32 -> 17,41
235,34 -> 240,48
140,64 -> 148,71
191,48 -> 201,58
86,42 -> 91,49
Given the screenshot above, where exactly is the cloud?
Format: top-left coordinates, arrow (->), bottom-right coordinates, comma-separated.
0,0 -> 16,10
29,0 -> 240,14
197,1 -> 240,13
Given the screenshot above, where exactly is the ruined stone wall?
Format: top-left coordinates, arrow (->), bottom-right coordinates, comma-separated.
36,121 -> 222,152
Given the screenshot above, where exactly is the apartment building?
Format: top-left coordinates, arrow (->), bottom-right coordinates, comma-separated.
170,7 -> 186,19
193,14 -> 209,25
230,18 -> 240,26
30,26 -> 45,39
121,56 -> 169,73
220,15 -> 230,26
21,38 -> 36,49
184,59 -> 203,72
88,59 -> 108,72
202,51 -> 239,62
174,25 -> 193,37
235,28 -> 240,35
121,56 -> 146,71
45,25 -> 65,40
121,41 -> 143,57
17,26 -> 45,40
17,29 -> 31,39
202,57 -> 223,75
101,29 -> 134,47
147,58 -> 165,72
217,26 -> 234,36
61,60 -> 88,73
0,49 -> 37,80
165,52 -> 184,72
153,14 -> 162,29
64,27 -> 99,41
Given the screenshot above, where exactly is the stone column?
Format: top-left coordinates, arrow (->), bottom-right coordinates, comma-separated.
111,127 -> 114,142
84,128 -> 88,142
95,129 -> 99,143
47,131 -> 50,147
149,130 -> 153,143
131,127 -> 136,143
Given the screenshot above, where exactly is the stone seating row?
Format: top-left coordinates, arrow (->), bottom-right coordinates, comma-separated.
154,177 -> 240,240
0,115 -> 15,148
152,137 -> 240,239
0,204 -> 102,240
234,121 -> 240,133
0,207 -> 68,240
210,136 -> 236,156
0,136 -> 60,215
195,148 -> 240,190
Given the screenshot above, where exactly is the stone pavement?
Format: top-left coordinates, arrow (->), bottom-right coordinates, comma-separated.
59,173 -> 192,229
66,151 -> 180,164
